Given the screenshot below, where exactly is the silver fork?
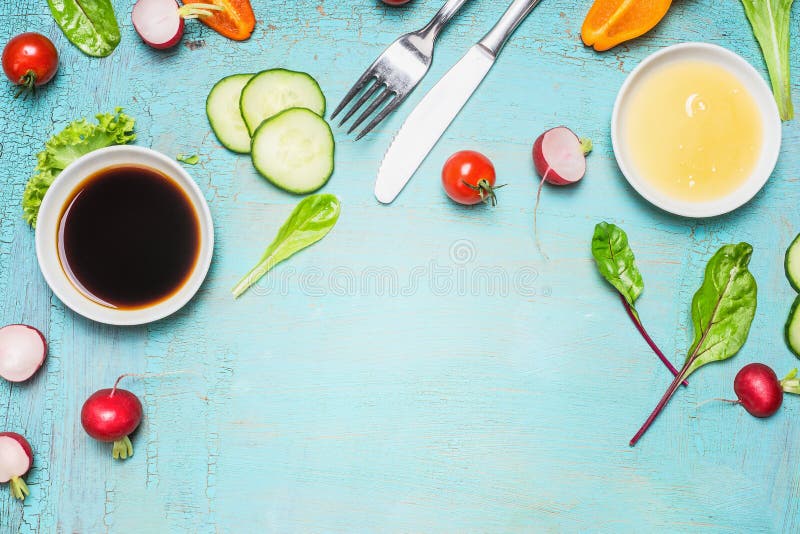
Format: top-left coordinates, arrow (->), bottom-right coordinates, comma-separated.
331,0 -> 470,140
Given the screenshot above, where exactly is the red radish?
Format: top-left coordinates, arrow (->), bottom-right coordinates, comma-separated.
0,324 -> 47,382
532,127 -> 592,256
0,432 -> 33,501
710,364 -> 800,418
132,0 -> 223,49
733,363 -> 784,417
81,375 -> 143,460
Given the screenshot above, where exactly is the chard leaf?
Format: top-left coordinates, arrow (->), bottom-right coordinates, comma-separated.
22,108 -> 136,227
232,194 -> 341,298
591,222 -> 644,308
48,0 -> 121,57
686,243 -> 758,376
740,0 -> 794,120
629,243 -> 758,446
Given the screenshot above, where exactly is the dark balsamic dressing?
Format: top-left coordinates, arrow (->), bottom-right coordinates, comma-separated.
57,165 -> 200,309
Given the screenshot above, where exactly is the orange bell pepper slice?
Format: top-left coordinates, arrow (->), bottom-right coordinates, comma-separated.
581,0 -> 672,52
195,0 -> 256,41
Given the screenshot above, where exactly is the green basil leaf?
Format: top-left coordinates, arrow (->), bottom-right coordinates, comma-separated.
232,194 -> 341,298
685,243 -> 758,376
591,222 -> 644,307
48,0 -> 121,58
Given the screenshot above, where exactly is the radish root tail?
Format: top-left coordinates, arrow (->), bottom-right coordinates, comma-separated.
534,168 -> 550,261
695,398 -> 740,409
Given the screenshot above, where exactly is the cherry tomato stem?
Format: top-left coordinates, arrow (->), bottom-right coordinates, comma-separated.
463,178 -> 505,207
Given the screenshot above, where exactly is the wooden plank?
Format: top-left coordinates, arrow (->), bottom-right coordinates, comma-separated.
0,0 -> 799,531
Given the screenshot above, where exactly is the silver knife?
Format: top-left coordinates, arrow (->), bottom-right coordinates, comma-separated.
375,0 -> 545,204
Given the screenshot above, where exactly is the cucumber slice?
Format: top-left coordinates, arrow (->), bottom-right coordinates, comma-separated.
787,296 -> 800,357
240,69 -> 326,135
786,233 -> 800,292
207,74 -> 254,154
251,108 -> 334,194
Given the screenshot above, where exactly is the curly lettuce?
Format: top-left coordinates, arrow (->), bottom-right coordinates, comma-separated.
22,108 -> 135,227
740,0 -> 794,120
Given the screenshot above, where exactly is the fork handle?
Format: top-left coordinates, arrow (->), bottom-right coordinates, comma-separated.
418,0 -> 471,41
479,0 -> 544,57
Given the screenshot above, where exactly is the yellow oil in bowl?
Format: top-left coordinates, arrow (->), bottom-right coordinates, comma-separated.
623,60 -> 763,203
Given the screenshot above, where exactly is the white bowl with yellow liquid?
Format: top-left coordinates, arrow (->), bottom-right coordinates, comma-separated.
612,43 -> 781,218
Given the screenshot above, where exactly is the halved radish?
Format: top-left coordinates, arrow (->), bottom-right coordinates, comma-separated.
0,432 -> 33,501
132,0 -> 223,49
0,324 -> 47,382
533,126 -> 592,185
532,126 -> 592,256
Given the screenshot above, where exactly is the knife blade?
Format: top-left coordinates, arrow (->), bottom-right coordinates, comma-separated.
375,46 -> 494,204
375,0 -> 544,204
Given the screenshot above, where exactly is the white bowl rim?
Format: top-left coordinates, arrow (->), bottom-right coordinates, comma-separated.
611,42 -> 782,218
35,146 -> 214,326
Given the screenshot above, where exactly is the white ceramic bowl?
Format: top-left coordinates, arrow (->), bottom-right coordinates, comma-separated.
612,42 -> 781,218
35,146 -> 214,326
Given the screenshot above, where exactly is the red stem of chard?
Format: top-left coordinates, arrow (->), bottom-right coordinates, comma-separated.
630,360 -> 692,446
619,293 -> 687,387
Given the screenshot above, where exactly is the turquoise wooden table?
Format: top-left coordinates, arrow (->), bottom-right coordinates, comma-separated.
2,0 -> 800,531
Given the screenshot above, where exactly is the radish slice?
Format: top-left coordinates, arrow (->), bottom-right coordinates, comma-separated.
0,432 -> 33,501
533,127 -> 592,185
132,0 -> 185,49
132,0 -> 224,49
0,324 -> 47,382
531,126 -> 593,257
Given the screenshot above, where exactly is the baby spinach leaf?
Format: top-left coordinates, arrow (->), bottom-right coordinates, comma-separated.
232,194 -> 341,298
630,243 -> 758,446
48,0 -> 121,58
685,243 -> 758,375
591,222 -> 644,308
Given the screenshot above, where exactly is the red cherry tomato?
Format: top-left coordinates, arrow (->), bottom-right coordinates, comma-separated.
2,33 -> 59,96
382,0 -> 412,5
441,150 -> 502,206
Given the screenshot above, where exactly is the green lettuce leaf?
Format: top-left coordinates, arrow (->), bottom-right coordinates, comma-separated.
22,108 -> 135,227
740,0 -> 795,120
232,194 -> 341,298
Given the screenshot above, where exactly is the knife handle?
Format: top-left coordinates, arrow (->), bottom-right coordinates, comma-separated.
419,0 -> 471,41
479,0 -> 544,57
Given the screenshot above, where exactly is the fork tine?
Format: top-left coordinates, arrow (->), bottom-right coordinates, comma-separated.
347,87 -> 394,135
337,79 -> 383,127
331,69 -> 375,120
354,92 -> 408,141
